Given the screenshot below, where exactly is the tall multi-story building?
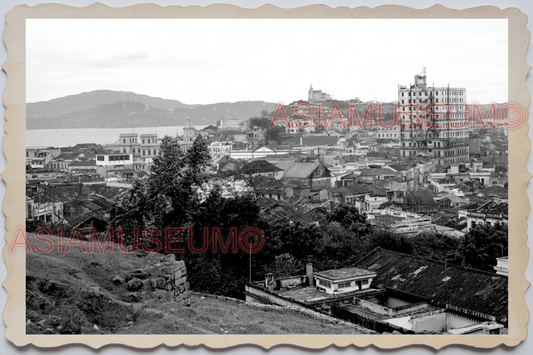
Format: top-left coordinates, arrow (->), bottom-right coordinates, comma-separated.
398,69 -> 469,166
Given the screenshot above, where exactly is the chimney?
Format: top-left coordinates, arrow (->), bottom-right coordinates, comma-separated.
264,273 -> 274,290
306,262 -> 314,286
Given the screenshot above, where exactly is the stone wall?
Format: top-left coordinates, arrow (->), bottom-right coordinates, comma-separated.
114,254 -> 189,304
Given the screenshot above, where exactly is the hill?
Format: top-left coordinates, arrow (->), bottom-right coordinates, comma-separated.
27,90 -> 191,118
26,90 -> 278,129
25,232 -> 371,335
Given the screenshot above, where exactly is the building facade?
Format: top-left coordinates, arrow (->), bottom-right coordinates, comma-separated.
308,84 -> 332,103
398,70 -> 469,166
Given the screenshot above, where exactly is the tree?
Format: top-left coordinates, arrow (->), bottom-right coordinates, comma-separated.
248,117 -> 270,130
112,135 -> 212,235
459,223 -> 508,272
326,204 -> 372,236
408,232 -> 461,262
110,179 -> 150,242
265,125 -> 285,145
111,134 -> 270,298
370,230 -> 413,255
145,135 -> 190,227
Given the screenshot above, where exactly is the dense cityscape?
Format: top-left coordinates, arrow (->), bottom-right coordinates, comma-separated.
26,72 -> 508,335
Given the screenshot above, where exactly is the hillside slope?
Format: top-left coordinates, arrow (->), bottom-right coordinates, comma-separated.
26,90 -> 278,129
26,232 -> 371,335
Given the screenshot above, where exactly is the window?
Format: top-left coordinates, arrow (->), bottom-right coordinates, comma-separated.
361,279 -> 369,285
337,282 -> 351,289
97,156 -> 104,161
318,279 -> 331,288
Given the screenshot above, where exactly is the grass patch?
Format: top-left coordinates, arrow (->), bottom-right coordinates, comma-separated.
26,232 -> 371,334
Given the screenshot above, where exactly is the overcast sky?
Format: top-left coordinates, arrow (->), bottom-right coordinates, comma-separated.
26,19 -> 508,105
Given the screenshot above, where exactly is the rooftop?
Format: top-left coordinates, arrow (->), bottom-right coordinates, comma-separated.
354,248 -> 508,324
314,267 -> 377,281
280,286 -> 376,304
274,162 -> 321,179
301,135 -> 339,147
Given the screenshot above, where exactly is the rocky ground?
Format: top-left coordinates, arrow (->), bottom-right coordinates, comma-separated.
26,232 -> 371,335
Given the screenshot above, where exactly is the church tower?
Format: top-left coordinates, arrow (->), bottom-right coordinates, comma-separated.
182,118 -> 198,152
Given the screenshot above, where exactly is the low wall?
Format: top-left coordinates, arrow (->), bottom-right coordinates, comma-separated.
245,284 -> 310,309
357,298 -> 394,316
120,254 -> 189,302
331,305 -> 415,334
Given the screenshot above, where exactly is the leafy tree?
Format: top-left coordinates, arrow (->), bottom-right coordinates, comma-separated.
263,253 -> 303,278
408,232 -> 461,262
370,230 -> 413,255
266,125 -> 285,145
112,135 -> 211,239
110,179 -> 150,242
459,223 -> 508,272
260,109 -> 269,119
185,136 -> 211,184
248,117 -> 271,130
326,204 -> 371,234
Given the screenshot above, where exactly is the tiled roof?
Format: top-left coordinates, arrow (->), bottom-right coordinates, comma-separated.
366,152 -> 387,158
242,160 -> 283,174
354,248 -> 508,324
69,160 -> 96,167
475,201 -> 508,216
314,267 -> 377,281
345,185 -> 371,195
406,190 -> 435,205
327,187 -> 353,197
255,178 -> 287,191
387,164 -> 415,172
359,168 -> 399,177
55,152 -> 81,161
301,135 -> 339,147
80,201 -> 104,212
479,185 -> 508,197
365,185 -> 387,197
275,162 -> 320,179
443,193 -> 468,204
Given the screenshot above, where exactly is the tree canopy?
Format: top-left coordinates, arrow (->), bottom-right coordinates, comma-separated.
459,223 -> 508,272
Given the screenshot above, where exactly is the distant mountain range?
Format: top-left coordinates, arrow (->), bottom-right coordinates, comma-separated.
26,90 -> 500,130
26,90 -> 279,130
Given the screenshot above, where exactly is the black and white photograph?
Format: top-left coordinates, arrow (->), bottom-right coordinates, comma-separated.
20,14 -> 508,335
22,15 -> 513,337
1,2 -> 530,352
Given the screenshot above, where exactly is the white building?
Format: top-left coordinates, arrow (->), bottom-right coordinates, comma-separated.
95,153 -> 133,174
210,141 -> 233,160
398,69 -> 469,166
313,267 -> 377,295
216,119 -> 245,131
